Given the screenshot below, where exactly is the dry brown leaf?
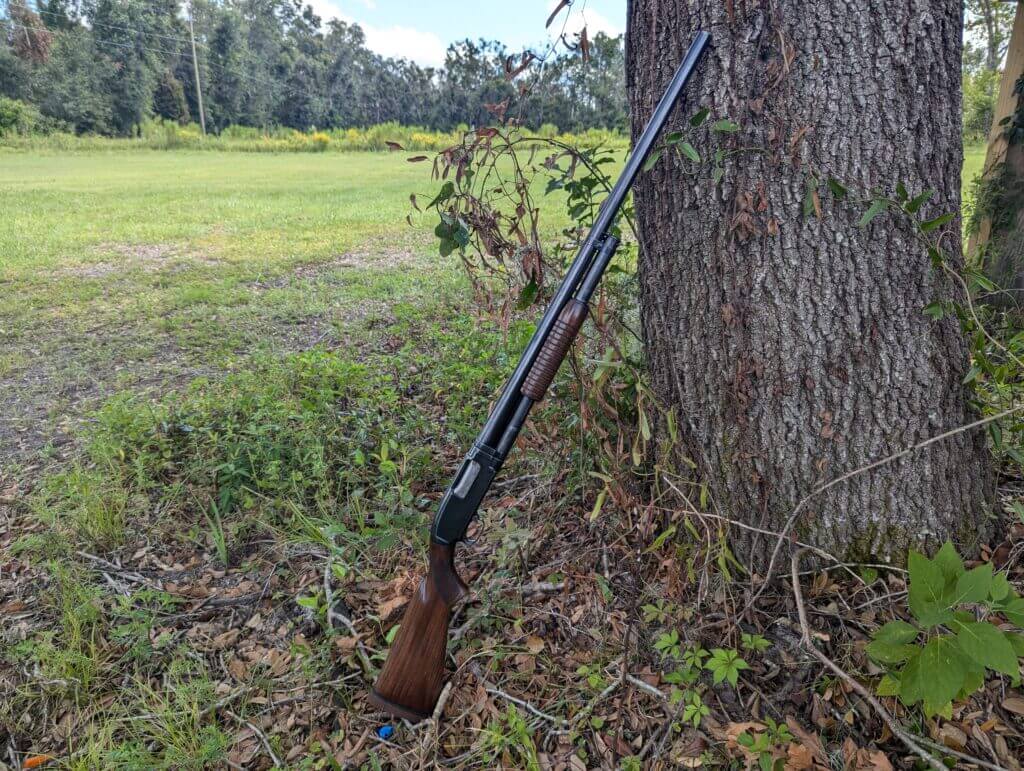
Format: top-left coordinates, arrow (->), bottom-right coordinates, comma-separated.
785,717 -> 828,765
525,635 -> 545,654
785,742 -> 815,770
1002,696 -> 1024,716
266,648 -> 290,676
227,656 -> 248,681
376,594 -> 407,620
936,723 -> 967,751
333,636 -> 357,653
212,629 -> 240,650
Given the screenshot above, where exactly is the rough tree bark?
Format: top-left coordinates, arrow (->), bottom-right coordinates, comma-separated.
626,0 -> 994,567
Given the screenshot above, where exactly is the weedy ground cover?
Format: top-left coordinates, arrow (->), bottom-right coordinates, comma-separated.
1,147 -> 1021,770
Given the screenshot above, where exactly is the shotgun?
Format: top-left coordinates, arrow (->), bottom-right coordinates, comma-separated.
369,32 -> 711,723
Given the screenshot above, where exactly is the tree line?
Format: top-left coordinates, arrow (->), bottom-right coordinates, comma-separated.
0,0 -> 626,137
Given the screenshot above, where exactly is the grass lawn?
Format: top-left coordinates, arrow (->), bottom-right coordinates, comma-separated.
0,151 -> 471,465
963,141 -> 987,200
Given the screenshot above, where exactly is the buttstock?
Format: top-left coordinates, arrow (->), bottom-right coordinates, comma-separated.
369,541 -> 467,722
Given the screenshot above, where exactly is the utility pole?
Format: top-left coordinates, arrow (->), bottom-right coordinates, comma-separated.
188,1 -> 206,135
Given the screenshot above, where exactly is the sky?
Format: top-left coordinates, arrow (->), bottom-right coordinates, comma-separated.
304,0 -> 625,68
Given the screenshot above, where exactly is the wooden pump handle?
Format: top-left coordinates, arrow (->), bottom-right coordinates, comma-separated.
520,300 -> 588,401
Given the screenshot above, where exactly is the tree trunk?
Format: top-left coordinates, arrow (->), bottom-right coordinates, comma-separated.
973,2 -> 1024,306
626,0 -> 994,567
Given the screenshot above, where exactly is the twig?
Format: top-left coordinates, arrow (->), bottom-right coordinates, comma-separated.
661,475 -> 852,567
75,551 -> 161,590
323,558 -> 374,672
625,673 -> 668,701
432,681 -> 454,723
484,685 -> 567,725
323,558 -> 338,630
572,679 -> 621,726
520,580 -> 565,595
905,727 -> 1009,771
226,710 -> 282,768
789,549 -> 946,771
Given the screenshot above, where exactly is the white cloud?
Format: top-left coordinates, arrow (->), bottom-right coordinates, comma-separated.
546,1 -> 622,40
361,23 -> 447,67
304,0 -> 446,67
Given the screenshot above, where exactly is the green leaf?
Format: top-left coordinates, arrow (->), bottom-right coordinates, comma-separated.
908,550 -> 954,627
516,279 -> 538,310
866,638 -> 918,664
874,620 -> 920,644
712,119 -> 740,133
679,142 -> 700,163
858,199 -> 888,228
876,674 -> 900,696
1002,597 -> 1024,627
803,176 -> 819,218
958,666 -> 987,698
1008,633 -> 1024,657
933,541 -> 965,581
955,563 -> 992,604
827,177 -> 847,199
899,636 -> 969,709
643,148 -> 664,172
689,107 -> 710,127
427,180 -> 455,209
991,573 -> 1011,602
920,212 -> 956,233
923,302 -> 945,320
896,181 -> 908,202
956,622 -> 1020,676
905,189 -> 934,214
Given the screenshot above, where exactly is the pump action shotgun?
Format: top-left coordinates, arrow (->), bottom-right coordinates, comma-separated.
368,32 -> 711,723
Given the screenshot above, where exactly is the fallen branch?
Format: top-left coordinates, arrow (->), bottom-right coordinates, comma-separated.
789,548 -> 946,771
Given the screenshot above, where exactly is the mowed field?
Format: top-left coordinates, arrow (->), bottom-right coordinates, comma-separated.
0,152 -> 467,467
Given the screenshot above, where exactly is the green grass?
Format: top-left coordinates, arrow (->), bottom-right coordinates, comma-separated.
0,151 -> 430,275
0,151 -> 471,463
963,142 -> 987,199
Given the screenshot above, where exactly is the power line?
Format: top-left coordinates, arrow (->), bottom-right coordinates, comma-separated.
12,3 -> 208,49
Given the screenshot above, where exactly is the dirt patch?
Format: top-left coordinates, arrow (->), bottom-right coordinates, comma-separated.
0,249 -> 409,481
52,243 -> 222,279
249,249 -> 421,290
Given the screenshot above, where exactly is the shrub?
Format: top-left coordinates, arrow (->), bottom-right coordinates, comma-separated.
0,96 -> 38,136
866,542 -> 1024,717
963,67 -> 1001,142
